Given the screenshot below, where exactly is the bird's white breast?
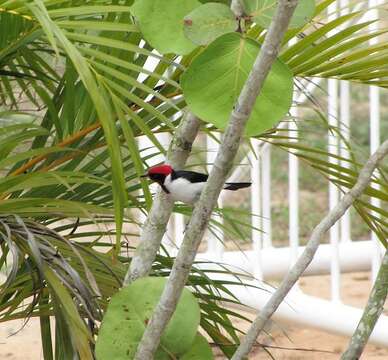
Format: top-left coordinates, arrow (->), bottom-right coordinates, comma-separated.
164,174 -> 205,204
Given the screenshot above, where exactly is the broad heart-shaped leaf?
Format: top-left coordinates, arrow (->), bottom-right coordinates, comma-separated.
130,0 -> 201,55
181,33 -> 293,136
181,334 -> 214,359
199,0 -> 230,3
184,3 -> 237,46
243,0 -> 315,29
95,277 -> 200,360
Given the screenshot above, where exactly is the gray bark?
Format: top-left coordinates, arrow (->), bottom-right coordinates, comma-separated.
231,139 -> 388,359
123,112 -> 201,286
341,249 -> 388,360
231,0 -> 245,17
133,1 -> 300,358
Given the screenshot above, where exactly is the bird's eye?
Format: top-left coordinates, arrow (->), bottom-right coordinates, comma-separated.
149,173 -> 164,183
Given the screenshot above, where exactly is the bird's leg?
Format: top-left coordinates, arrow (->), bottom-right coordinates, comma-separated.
183,221 -> 189,234
182,205 -> 195,234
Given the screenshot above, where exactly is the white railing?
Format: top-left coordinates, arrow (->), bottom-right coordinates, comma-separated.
190,66 -> 388,344
138,0 -> 388,347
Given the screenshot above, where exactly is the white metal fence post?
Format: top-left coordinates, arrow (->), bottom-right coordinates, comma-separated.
251,139 -> 263,279
339,0 -> 352,246
327,0 -> 342,303
261,146 -> 272,249
289,107 -> 300,267
368,0 -> 382,281
206,134 -> 224,259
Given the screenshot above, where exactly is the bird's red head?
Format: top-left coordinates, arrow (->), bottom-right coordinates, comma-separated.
147,164 -> 173,176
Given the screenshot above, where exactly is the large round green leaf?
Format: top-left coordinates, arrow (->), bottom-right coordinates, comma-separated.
181,334 -> 214,359
199,0 -> 230,3
181,33 -> 293,136
95,277 -> 201,359
183,3 -> 237,46
243,0 -> 315,29
130,0 -> 201,55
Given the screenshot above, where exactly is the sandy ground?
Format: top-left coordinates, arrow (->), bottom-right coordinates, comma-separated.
1,272 -> 387,359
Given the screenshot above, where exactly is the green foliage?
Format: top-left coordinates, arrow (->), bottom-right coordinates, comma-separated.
181,334 -> 214,359
130,0 -> 201,54
183,3 -> 237,45
96,277 -> 200,359
242,0 -> 315,28
0,215 -> 256,359
199,0 -> 230,3
182,33 -> 293,136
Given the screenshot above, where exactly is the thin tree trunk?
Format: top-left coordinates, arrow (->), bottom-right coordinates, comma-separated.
123,112 -> 201,286
231,0 -> 245,17
341,249 -> 388,360
231,139 -> 388,360
133,1 -> 299,358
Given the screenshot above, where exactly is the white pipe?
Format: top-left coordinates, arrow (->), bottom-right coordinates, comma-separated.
197,240 -> 375,279
221,279 -> 388,348
192,264 -> 388,348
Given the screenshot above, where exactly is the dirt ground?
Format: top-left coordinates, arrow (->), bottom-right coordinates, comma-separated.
1,272 -> 387,360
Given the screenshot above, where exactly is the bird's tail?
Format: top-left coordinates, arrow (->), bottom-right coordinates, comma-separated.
224,182 -> 251,191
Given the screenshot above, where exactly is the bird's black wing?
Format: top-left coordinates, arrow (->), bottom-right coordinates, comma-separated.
172,170 -> 208,183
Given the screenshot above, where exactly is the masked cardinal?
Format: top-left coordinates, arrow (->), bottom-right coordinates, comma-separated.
141,164 -> 250,204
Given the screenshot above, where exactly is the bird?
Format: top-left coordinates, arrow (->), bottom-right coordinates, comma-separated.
141,164 -> 251,204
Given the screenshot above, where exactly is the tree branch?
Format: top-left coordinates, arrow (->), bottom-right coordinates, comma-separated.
133,1 -> 299,358
341,248 -> 388,360
231,0 -> 245,17
123,112 -> 201,286
231,138 -> 388,360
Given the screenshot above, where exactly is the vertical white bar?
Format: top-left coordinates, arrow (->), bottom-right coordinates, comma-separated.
251,139 -> 263,279
289,111 -> 299,266
339,80 -> 351,243
339,0 -> 351,243
370,86 -> 381,278
288,36 -> 300,268
328,78 -> 341,303
369,0 -> 381,280
338,0 -> 352,246
261,146 -> 272,248
327,0 -> 341,303
206,134 -> 224,259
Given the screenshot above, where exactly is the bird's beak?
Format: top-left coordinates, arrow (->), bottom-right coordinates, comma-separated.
140,174 -> 148,178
